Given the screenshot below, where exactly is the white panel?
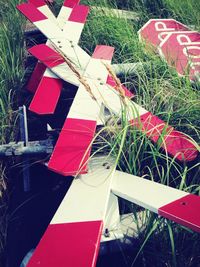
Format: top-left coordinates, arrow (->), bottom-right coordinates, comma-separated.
33,17 -> 147,120
51,63 -> 80,86
47,57 -> 147,120
36,5 -> 74,80
94,84 -> 148,119
67,56 -> 114,121
35,19 -> 67,38
84,58 -> 110,80
38,5 -> 58,24
63,21 -> 85,43
44,67 -> 60,79
57,6 -> 72,28
103,193 -> 120,231
95,84 -> 123,115
38,4 -> 72,28
83,56 -> 147,118
67,59 -> 113,120
68,83 -> 101,121
111,171 -> 189,213
34,20 -> 90,67
51,157 -> 115,224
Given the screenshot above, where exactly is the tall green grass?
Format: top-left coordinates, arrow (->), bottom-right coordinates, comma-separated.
0,0 -> 25,265
0,0 -> 25,143
78,0 -> 200,265
94,102 -> 199,266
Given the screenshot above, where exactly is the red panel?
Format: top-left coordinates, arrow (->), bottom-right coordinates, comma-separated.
106,75 -> 134,98
68,5 -> 90,23
28,44 -> 65,68
131,111 -> 170,142
28,0 -> 46,7
63,0 -> 80,8
160,31 -> 200,81
27,62 -> 47,93
159,194 -> 200,233
29,77 -> 63,114
162,130 -> 198,161
139,19 -> 189,49
130,112 -> 198,161
17,3 -> 48,22
27,221 -> 103,267
48,118 -> 97,176
92,45 -> 115,60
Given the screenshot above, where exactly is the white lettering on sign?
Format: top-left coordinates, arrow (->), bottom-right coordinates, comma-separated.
191,62 -> 200,70
177,34 -> 200,46
183,46 -> 200,59
183,46 -> 200,62
155,22 -> 175,32
158,32 -> 170,42
190,62 -> 200,72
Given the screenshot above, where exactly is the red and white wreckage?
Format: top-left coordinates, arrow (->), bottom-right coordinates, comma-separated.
15,1 -> 200,266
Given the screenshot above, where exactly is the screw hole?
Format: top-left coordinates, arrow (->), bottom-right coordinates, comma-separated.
103,162 -> 110,169
181,202 -> 187,206
104,228 -> 110,238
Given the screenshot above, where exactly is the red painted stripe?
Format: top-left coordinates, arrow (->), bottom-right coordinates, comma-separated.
130,111 -> 171,142
130,112 -> 198,161
48,118 -> 96,176
28,0 -> 46,7
162,130 -> 198,161
27,62 -> 47,93
17,3 -> 48,22
68,5 -> 90,23
159,194 -> 200,233
29,77 -> 63,114
28,44 -> 65,68
92,45 -> 115,60
63,0 -> 80,8
27,221 -> 103,267
106,75 -> 134,98
139,19 -> 189,49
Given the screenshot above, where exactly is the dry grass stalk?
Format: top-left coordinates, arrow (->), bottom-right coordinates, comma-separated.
103,62 -> 127,105
51,43 -> 97,101
0,166 -> 7,198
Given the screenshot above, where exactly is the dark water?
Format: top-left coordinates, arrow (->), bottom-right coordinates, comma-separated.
6,162 -> 140,267
7,163 -> 73,267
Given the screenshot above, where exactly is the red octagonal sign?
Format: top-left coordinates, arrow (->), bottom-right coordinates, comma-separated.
138,19 -> 190,50
159,31 -> 200,81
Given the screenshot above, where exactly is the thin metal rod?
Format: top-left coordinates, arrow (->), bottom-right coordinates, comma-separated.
91,6 -> 139,21
112,62 -> 144,76
19,106 -> 30,192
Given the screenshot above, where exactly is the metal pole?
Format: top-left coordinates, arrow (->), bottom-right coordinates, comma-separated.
91,6 -> 139,21
19,105 -> 31,192
112,62 -> 144,76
